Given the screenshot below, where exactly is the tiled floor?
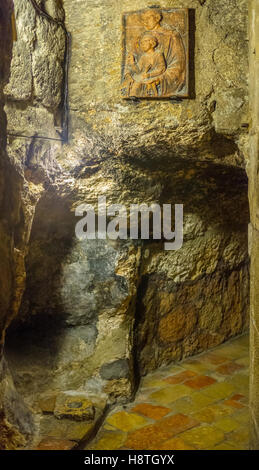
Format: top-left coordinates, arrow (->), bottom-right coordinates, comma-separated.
86,334 -> 249,450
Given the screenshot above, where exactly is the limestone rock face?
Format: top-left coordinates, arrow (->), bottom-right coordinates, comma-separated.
136,260 -> 249,374
100,359 -> 130,381
63,0 -> 249,162
0,359 -> 34,449
0,0 -> 251,448
0,0 -> 35,450
248,0 -> 259,449
58,0 -> 249,382
4,0 -> 65,110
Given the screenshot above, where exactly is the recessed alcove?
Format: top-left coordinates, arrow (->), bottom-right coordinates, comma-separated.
0,0 -> 256,451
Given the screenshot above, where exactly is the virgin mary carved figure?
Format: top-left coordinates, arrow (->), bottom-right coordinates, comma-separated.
122,9 -> 187,98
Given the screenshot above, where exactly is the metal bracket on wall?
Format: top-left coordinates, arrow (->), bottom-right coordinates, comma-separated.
7,133 -> 64,142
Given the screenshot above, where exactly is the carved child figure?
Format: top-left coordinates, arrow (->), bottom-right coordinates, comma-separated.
123,33 -> 166,97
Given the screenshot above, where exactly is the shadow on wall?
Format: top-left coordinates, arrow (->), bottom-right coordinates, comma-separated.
6,188 -> 133,400
0,0 -> 36,450
5,156 -> 250,408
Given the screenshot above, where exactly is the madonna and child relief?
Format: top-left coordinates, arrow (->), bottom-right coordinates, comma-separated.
121,8 -> 189,99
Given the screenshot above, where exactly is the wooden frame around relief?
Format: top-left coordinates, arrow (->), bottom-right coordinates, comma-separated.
121,8 -> 190,100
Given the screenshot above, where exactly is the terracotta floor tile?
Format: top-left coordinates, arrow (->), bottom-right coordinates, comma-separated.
125,424 -> 173,450
231,393 -> 246,401
125,414 -> 198,450
157,413 -> 199,435
106,411 -> 149,432
141,376 -> 169,389
192,404 -> 233,424
88,432 -> 126,450
201,382 -> 235,400
224,399 -> 245,409
181,360 -> 211,374
233,409 -> 250,426
149,384 -> 191,404
166,365 -> 186,375
180,424 -> 225,450
159,437 -> 196,450
213,442 -> 237,450
214,416 -> 240,433
215,343 -> 247,359
164,397 -> 194,415
233,335 -> 249,348
163,370 -> 197,385
229,374 -> 249,395
167,392 -> 217,415
227,427 -> 250,447
131,403 -> 171,420
134,390 -> 158,402
35,438 -> 76,450
185,375 -> 217,390
198,353 -> 229,366
236,356 -> 250,367
103,423 -> 117,431
226,441 -> 249,450
216,362 -> 244,376
88,334 -> 249,451
190,391 -> 219,408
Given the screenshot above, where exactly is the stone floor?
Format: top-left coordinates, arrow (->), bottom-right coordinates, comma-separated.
86,334 -> 249,450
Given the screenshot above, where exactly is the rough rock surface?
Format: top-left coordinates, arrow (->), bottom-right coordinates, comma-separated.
248,0 -> 259,449
0,0 -> 251,448
63,0 -> 249,162
0,0 -> 35,450
54,392 -> 96,422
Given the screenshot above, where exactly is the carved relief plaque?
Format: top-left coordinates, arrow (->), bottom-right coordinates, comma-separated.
121,8 -> 189,99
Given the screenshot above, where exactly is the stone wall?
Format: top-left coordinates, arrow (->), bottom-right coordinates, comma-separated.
0,0 -> 35,450
1,0 -> 250,440
249,0 -> 259,451
60,0 -> 250,378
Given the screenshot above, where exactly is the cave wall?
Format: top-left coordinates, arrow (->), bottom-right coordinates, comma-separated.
2,0 -> 250,418
0,0 -> 35,450
249,0 -> 259,450
0,0 -> 14,354
60,0 -> 250,378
